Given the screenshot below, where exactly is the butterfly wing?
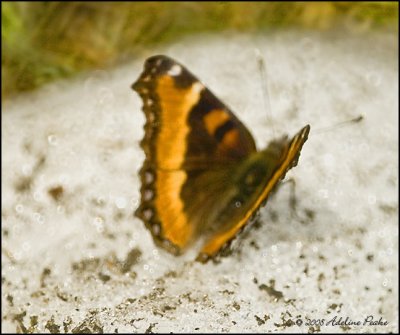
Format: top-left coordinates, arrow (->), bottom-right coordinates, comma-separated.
196,125 -> 310,263
132,55 -> 257,254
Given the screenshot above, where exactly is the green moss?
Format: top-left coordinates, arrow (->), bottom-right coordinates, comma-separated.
1,2 -> 398,98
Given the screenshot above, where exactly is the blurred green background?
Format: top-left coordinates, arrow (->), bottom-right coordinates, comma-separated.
2,1 -> 398,98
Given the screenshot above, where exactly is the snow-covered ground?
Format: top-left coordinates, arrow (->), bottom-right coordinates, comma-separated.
2,30 -> 398,333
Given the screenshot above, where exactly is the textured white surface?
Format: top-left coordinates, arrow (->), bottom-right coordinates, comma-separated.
2,30 -> 398,333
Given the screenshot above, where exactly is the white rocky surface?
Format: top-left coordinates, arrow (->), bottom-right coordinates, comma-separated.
2,30 -> 398,333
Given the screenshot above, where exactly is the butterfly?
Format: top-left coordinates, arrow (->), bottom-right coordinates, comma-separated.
132,55 -> 310,263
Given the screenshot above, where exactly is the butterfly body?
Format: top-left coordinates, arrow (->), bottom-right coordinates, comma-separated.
132,55 -> 310,262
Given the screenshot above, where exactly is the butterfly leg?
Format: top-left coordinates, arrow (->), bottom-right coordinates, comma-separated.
281,177 -> 315,224
280,177 -> 311,223
279,177 -> 297,216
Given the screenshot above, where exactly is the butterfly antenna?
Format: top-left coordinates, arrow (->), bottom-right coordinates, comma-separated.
313,115 -> 364,135
255,48 -> 276,138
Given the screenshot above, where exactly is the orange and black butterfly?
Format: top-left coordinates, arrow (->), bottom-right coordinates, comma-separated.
132,55 -> 310,263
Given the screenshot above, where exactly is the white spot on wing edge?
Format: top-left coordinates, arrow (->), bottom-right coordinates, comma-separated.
145,171 -> 154,184
192,82 -> 204,94
152,223 -> 161,235
143,208 -> 153,220
168,64 -> 182,76
144,189 -> 154,200
155,59 -> 163,67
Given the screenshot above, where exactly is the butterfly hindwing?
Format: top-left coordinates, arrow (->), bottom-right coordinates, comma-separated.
196,125 -> 310,262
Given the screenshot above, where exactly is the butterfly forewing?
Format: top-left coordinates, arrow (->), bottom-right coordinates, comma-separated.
132,55 -> 258,252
